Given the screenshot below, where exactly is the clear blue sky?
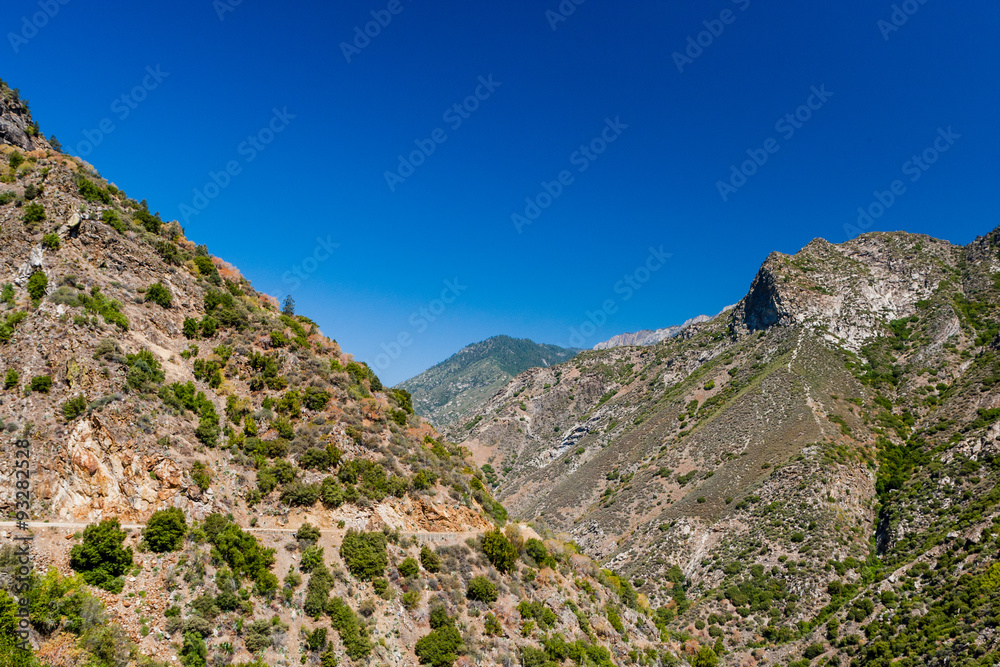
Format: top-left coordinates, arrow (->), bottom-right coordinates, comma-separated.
4,0 -> 998,383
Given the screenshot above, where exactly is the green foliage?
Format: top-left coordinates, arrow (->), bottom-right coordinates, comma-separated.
26,271 -> 46,301
180,631 -> 207,667
398,557 -> 419,578
144,508 -> 187,553
296,522 -> 321,546
4,369 -> 18,390
420,545 -> 442,573
78,287 -> 129,330
303,386 -> 331,411
525,538 -> 556,568
203,288 -> 248,330
339,530 -> 387,581
102,209 -> 127,234
692,647 -> 718,667
327,597 -> 372,660
517,600 -> 558,629
482,528 -> 518,573
61,395 -> 88,420
144,282 -> 172,308
7,152 -> 24,170
28,375 -> 51,393
466,576 -> 498,603
41,232 -> 60,250
415,608 -> 464,667
77,176 -> 112,204
301,546 -> 324,573
202,514 -> 276,589
69,519 -> 134,593
21,202 -> 45,223
190,462 -> 211,491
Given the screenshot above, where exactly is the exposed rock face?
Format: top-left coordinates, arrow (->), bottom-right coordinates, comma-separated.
0,86 -> 50,152
730,234 -> 955,351
37,416 -> 185,522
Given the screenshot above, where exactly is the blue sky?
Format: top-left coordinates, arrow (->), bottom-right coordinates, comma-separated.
4,0 -> 998,384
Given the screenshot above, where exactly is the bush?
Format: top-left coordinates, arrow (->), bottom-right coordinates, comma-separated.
398,557 -> 419,578
339,530 -> 387,581
301,546 -> 324,573
190,462 -> 211,491
62,395 -> 88,420
803,643 -> 825,659
482,529 -> 518,573
22,202 -> 45,223
4,369 -> 18,390
296,522 -> 321,546
26,270 -> 47,301
103,209 -> 127,234
420,545 -> 442,573
144,282 -> 172,308
415,608 -> 464,667
466,576 -> 498,603
69,519 -> 134,593
77,177 -> 112,204
41,232 -> 60,250
28,374 -> 52,393
144,508 -> 187,552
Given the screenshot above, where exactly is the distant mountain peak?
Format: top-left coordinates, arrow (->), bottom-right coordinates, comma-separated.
592,308 -> 733,350
398,335 -> 579,427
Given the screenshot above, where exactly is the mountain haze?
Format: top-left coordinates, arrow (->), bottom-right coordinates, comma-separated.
398,335 -> 579,427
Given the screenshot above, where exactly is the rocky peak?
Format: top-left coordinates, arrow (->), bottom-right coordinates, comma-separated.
0,78 -> 50,151
730,232 -> 957,351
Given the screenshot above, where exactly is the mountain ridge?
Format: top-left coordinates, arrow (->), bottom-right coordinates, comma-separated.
398,334 -> 579,427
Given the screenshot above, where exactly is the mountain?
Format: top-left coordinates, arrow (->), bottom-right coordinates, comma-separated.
398,335 -> 580,427
455,230 -> 1000,666
592,312 -> 727,350
0,79 -> 661,667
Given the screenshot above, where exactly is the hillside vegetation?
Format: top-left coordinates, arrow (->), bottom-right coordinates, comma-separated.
399,335 -> 579,428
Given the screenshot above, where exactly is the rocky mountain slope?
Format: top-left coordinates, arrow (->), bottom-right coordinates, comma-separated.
457,229 -> 1000,666
0,79 -> 674,667
591,313 -> 719,350
398,335 -> 579,428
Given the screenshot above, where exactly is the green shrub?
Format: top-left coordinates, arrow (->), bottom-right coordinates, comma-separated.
803,643 -> 825,659
144,282 -> 172,308
28,374 -> 52,393
191,462 -> 211,491
26,270 -> 47,301
398,557 -> 419,578
69,519 -> 134,593
144,508 -> 187,552
415,607 -> 464,666
326,596 -> 371,659
3,369 -> 18,390
0,191 -> 13,205
41,232 -> 60,250
62,395 -> 88,420
482,529 -> 518,573
8,152 -> 24,170
296,522 -> 321,546
339,530 -> 387,581
133,207 -> 162,234
420,545 -> 442,573
77,176 -> 112,204
102,209 -> 127,234
22,202 -> 45,223
466,576 -> 498,603
301,546 -> 324,573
